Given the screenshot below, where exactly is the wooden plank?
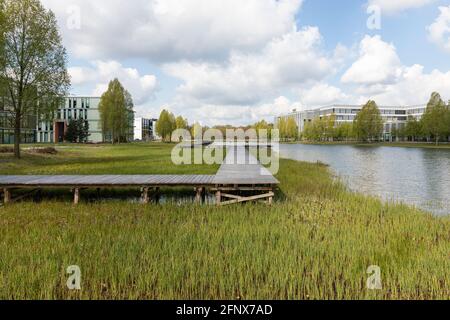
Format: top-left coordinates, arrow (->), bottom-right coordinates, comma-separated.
10,189 -> 39,203
221,193 -> 242,200
219,192 -> 275,206
213,147 -> 279,186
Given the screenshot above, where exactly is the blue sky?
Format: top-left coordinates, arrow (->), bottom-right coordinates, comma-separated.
41,0 -> 450,125
299,0 -> 450,70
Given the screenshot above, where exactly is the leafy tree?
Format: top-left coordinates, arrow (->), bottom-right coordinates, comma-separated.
405,116 -> 423,142
123,89 -> 134,142
302,118 -> 321,141
64,118 -> 89,143
354,100 -> 383,142
98,79 -> 133,144
0,0 -> 70,158
286,117 -> 299,141
156,109 -> 176,142
175,116 -> 188,130
421,92 -> 450,145
336,122 -> 355,141
252,120 -> 273,139
324,114 -> 336,141
79,119 -> 89,143
276,117 -> 287,141
302,115 -> 336,142
64,120 -> 78,143
191,121 -> 203,140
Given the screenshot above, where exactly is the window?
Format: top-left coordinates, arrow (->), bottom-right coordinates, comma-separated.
85,110 -> 88,120
69,99 -> 72,108
68,110 -> 72,119
73,99 -> 77,108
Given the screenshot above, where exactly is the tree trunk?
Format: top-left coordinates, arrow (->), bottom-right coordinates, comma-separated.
436,136 -> 439,146
14,112 -> 21,159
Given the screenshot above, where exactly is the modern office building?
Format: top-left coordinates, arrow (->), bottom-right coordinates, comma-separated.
134,117 -> 158,141
0,95 -> 40,144
1,96 -> 134,144
276,104 -> 427,141
37,96 -> 103,143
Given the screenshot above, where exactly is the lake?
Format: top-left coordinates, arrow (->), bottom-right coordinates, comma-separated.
279,144 -> 450,216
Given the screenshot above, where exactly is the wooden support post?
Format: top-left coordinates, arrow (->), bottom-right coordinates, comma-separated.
195,187 -> 202,204
195,187 -> 206,204
74,188 -> 80,205
155,187 -> 160,204
216,190 -> 221,206
142,187 -> 149,204
4,188 -> 11,204
35,189 -> 42,202
201,187 -> 207,203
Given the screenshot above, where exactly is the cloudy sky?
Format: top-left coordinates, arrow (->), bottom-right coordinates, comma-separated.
40,0 -> 450,125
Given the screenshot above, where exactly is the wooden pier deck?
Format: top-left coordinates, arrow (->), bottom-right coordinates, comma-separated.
0,147 -> 278,205
212,147 -> 278,205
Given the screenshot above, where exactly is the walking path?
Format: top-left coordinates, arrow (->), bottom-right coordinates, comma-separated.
0,146 -> 278,205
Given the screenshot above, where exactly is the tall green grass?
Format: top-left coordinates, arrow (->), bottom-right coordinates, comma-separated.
0,153 -> 448,299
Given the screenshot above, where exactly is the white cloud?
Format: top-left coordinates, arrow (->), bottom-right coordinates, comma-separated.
167,96 -> 302,126
164,27 -> 338,106
69,60 -> 158,115
341,35 -> 402,85
367,0 -> 435,14
41,0 -> 302,62
427,6 -> 450,53
341,36 -> 450,106
356,64 -> 450,105
299,83 -> 350,107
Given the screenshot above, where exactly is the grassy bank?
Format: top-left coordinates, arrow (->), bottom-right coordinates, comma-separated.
0,143 -> 218,175
0,144 -> 449,299
295,141 -> 450,149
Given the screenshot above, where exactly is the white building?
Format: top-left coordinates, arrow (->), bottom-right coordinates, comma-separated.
134,117 -> 158,141
276,104 -> 427,141
36,97 -> 103,143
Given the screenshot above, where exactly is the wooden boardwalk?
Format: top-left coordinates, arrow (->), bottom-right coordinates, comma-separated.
212,147 -> 278,205
0,147 -> 278,205
0,175 -> 216,187
213,147 -> 278,185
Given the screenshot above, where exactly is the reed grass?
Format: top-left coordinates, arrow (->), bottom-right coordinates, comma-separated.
0,144 -> 448,299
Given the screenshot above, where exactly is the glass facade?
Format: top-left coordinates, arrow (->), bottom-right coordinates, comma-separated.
0,111 -> 37,144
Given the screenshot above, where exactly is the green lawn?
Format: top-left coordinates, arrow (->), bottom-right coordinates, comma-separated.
0,143 -> 219,175
0,143 -> 449,299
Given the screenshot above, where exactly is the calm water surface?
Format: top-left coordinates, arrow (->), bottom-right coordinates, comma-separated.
280,144 -> 450,216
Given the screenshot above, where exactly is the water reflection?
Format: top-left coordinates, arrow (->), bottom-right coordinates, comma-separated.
280,144 -> 450,216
